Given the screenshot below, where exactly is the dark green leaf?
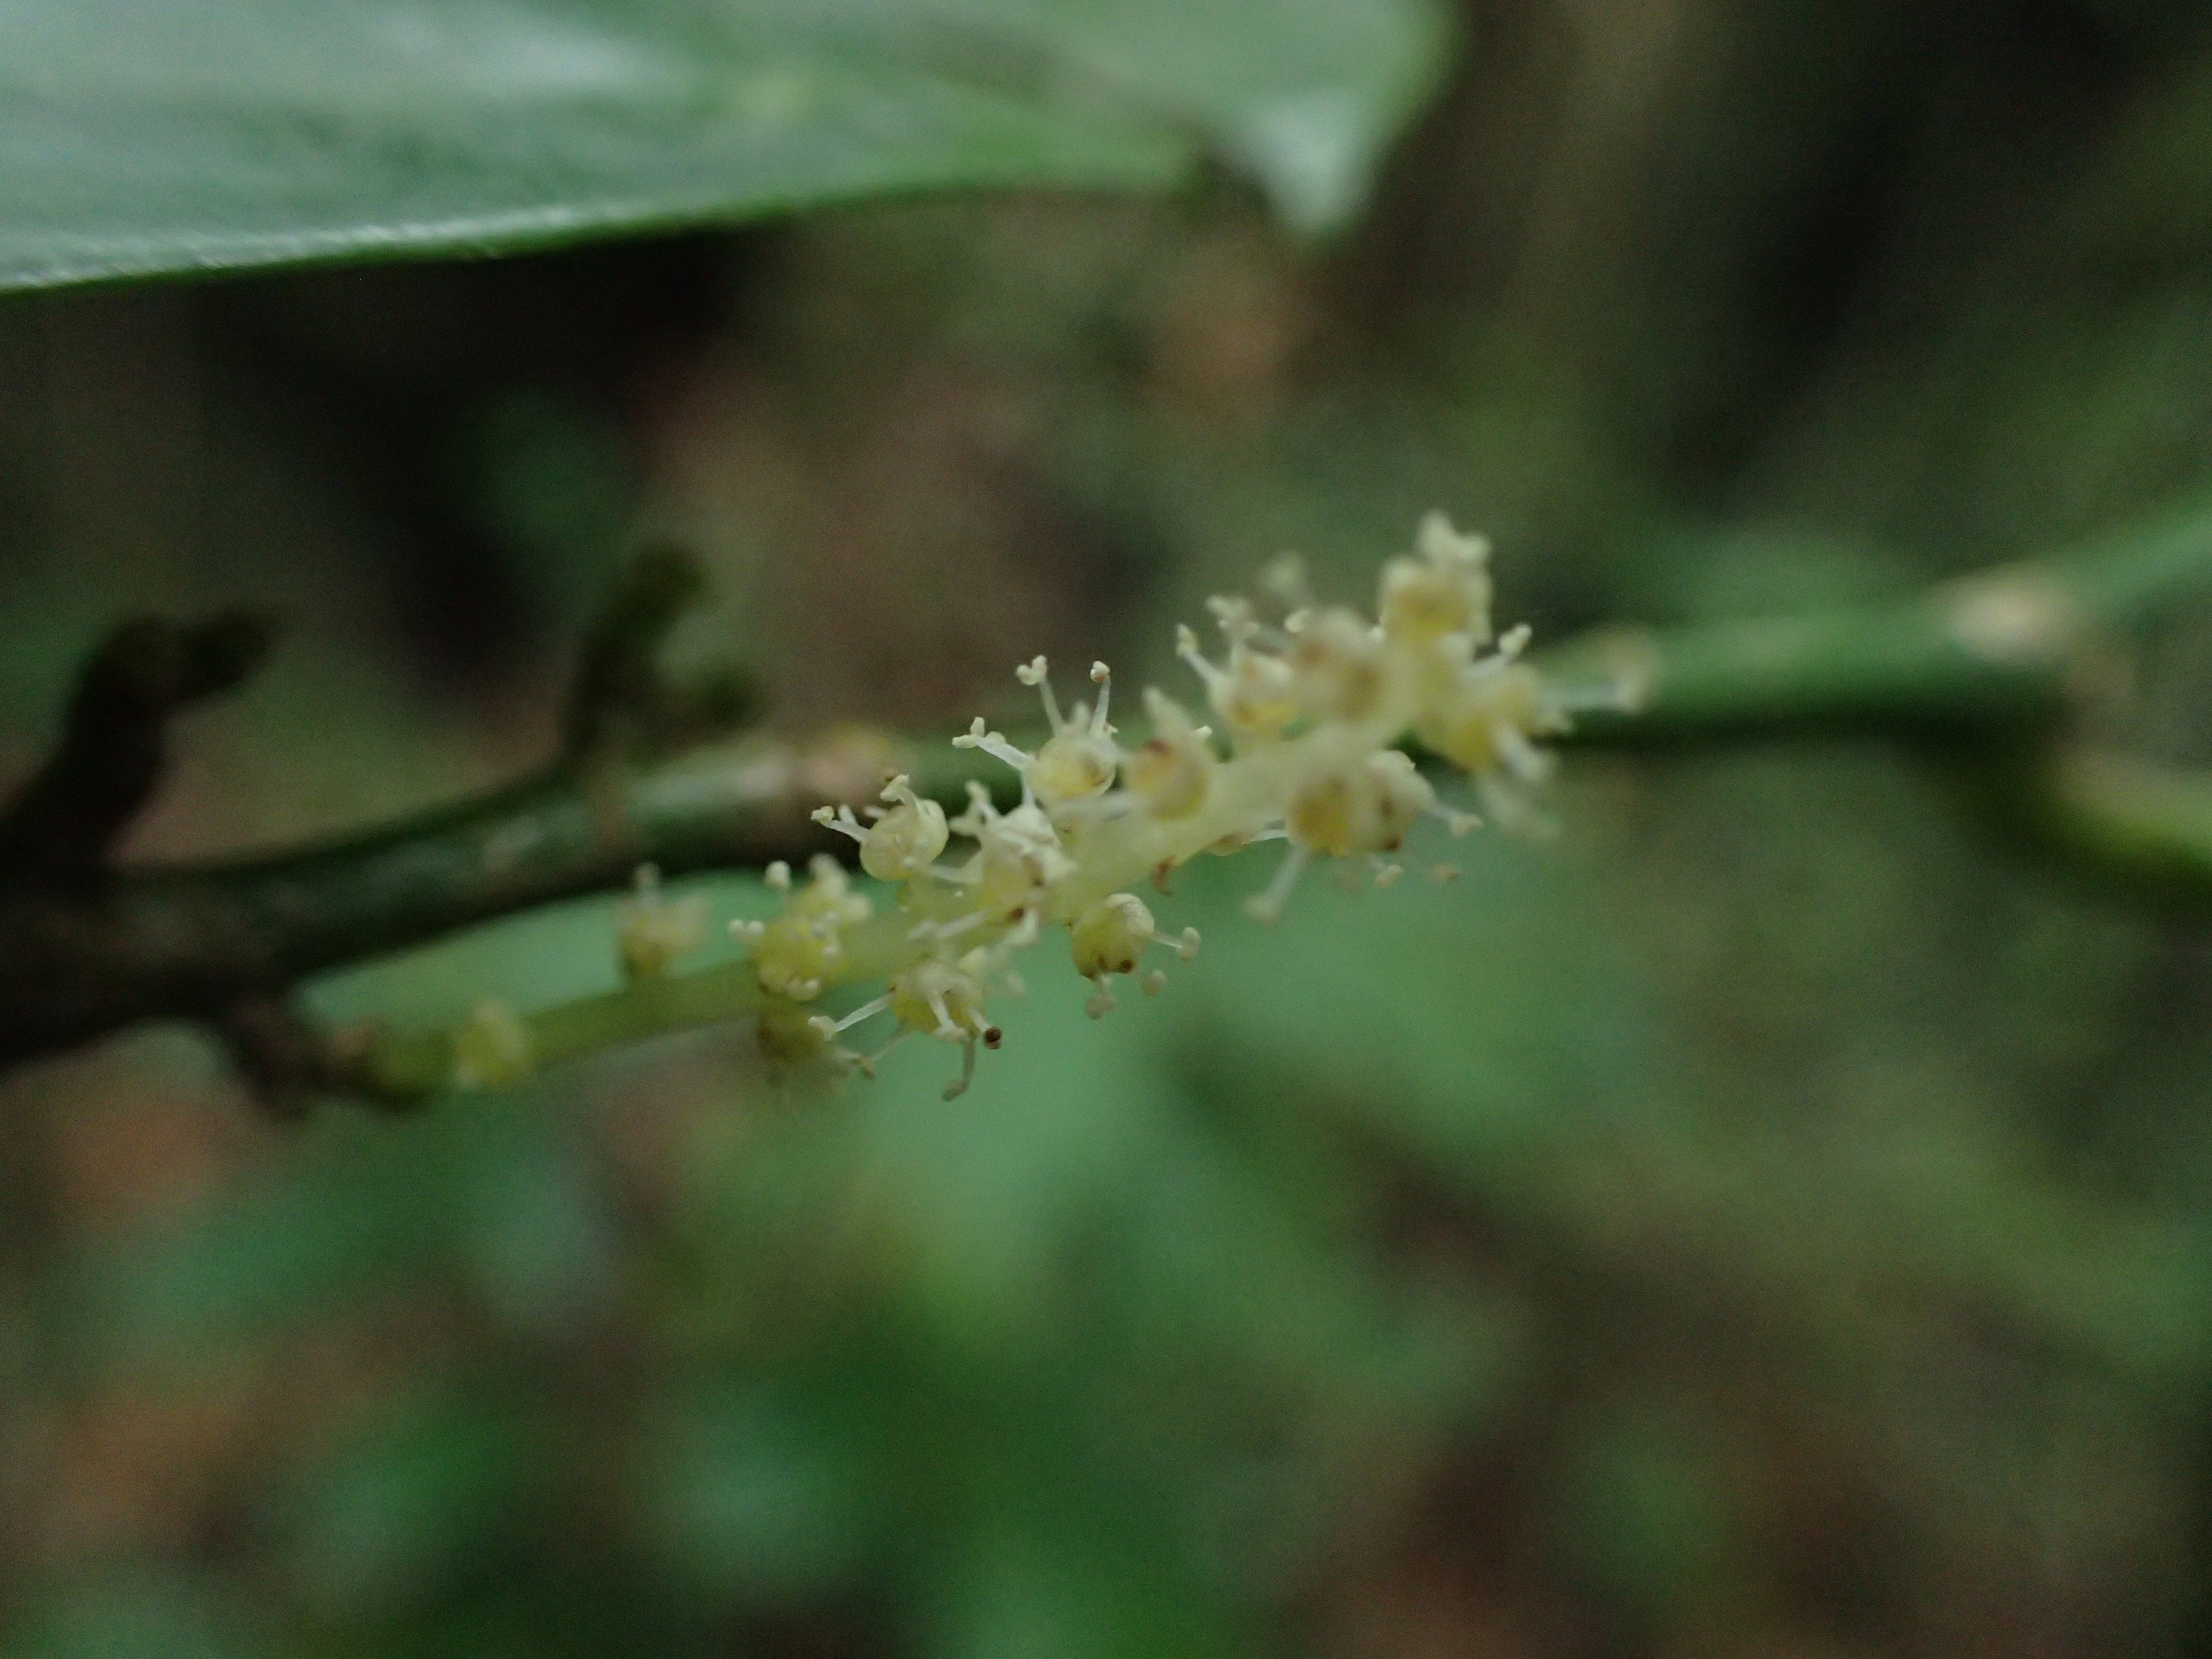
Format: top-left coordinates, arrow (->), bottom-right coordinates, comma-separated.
0,0 -> 1449,293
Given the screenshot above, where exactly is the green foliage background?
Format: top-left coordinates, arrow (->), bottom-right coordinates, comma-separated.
5,2 -> 2212,1656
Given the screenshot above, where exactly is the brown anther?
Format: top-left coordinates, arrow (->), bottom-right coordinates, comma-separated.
982,1026 -> 1004,1049
1152,861 -> 1175,894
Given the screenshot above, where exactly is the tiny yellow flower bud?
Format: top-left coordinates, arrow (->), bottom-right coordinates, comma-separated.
1069,892 -> 1199,1015
1176,624 -> 1298,742
887,954 -> 1001,1099
859,776 -> 948,881
950,788 -> 1075,918
966,656 -> 1124,808
1070,892 -> 1155,979
1379,512 -> 1493,644
1286,749 -> 1435,858
1371,750 -> 1438,847
757,1000 -> 829,1064
1124,688 -> 1213,818
1287,605 -> 1390,721
789,855 -> 873,923
889,956 -> 997,1045
744,855 -> 872,1002
1419,662 -> 1560,780
1034,659 -> 1121,806
616,863 -> 709,981
451,999 -> 533,1091
1030,731 -> 1118,805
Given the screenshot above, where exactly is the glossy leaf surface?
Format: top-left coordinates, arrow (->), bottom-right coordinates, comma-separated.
0,0 -> 1448,291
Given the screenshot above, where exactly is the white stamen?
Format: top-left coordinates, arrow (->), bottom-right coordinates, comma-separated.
1245,844 -> 1310,923
856,1031 -> 908,1078
1089,661 -> 1112,736
1176,624 -> 1225,695
1476,775 -> 1556,839
812,804 -> 869,844
953,716 -> 1035,774
911,912 -> 989,943
1429,802 -> 1481,836
812,995 -> 891,1036
1207,595 -> 1259,643
1494,723 -> 1555,784
1086,973 -> 1117,1019
1017,656 -> 1067,732
1151,925 -> 1201,961
942,1040 -> 978,1101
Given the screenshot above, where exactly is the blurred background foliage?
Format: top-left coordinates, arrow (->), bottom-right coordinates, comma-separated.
5,0 -> 2212,1655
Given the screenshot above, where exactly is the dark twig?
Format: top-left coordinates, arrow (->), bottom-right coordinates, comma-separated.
0,548 -> 805,1083
0,613 -> 270,881
560,542 -> 752,765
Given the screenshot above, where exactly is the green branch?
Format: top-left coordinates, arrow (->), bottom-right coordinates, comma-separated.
2007,749 -> 2212,915
5,496 -> 2212,1103
360,958 -> 775,1100
1549,488 -> 2212,745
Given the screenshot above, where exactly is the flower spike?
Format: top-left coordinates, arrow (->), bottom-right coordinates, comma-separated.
735,512 -> 1604,1097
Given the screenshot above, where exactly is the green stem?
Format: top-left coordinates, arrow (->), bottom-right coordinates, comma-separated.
1546,605 -> 2064,746
2011,749 -> 2212,913
0,737 -> 996,1065
1545,488 -> 2212,746
365,960 -> 771,1098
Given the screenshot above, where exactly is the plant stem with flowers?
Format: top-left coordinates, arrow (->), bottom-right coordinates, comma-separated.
10,496 -> 2212,1108
452,514 -> 1625,1104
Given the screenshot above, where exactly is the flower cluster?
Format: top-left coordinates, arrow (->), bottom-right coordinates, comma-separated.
728,513 -> 1613,1100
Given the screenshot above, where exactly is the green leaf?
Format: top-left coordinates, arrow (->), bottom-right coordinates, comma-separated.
0,0 -> 1450,294
876,0 -> 1455,235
